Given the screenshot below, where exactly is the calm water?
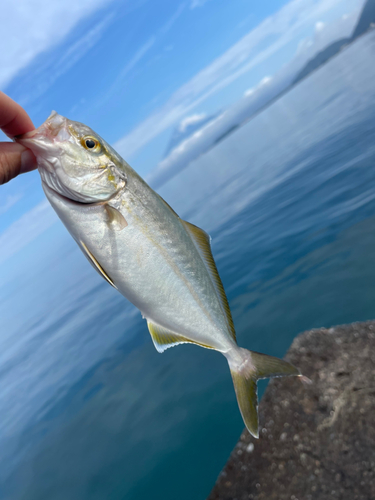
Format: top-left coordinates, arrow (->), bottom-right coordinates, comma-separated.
1,31 -> 375,500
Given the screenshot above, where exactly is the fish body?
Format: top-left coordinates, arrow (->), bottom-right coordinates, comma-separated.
17,112 -> 301,437
43,178 -> 232,353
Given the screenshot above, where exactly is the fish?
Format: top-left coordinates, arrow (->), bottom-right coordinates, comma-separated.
16,111 -> 302,438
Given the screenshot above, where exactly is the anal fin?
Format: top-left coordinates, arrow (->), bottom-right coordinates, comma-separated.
147,320 -> 214,353
80,240 -> 117,289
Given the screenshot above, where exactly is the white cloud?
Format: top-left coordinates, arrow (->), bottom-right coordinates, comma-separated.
0,0 -> 114,89
18,14 -> 114,106
97,3 -> 185,107
160,2 -> 186,34
147,2 -> 363,187
114,0 -> 361,160
244,88 -> 255,97
179,114 -> 207,132
0,200 -> 58,265
102,37 -> 156,102
244,75 -> 272,96
297,8 -> 360,59
190,0 -> 211,8
296,37 -> 314,55
259,76 -> 272,86
0,194 -> 23,216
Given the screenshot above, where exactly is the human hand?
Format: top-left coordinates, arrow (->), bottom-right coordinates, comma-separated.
0,91 -> 37,185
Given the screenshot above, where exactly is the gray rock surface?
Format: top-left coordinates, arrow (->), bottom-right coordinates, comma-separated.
208,322 -> 375,500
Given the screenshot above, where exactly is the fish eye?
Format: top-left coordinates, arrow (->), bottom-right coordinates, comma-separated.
81,136 -> 101,153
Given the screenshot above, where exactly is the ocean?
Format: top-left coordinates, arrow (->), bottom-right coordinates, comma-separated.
1,30 -> 375,500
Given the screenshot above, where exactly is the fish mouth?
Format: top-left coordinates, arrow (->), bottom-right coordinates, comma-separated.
15,111 -> 71,156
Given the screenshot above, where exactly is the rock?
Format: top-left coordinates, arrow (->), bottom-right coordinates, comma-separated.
208,322 -> 375,500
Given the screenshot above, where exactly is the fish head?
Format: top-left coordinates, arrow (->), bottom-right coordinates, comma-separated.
16,111 -> 126,203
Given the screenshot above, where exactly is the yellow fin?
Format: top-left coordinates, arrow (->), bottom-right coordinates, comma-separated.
228,347 -> 301,438
105,204 -> 128,231
230,371 -> 259,438
80,241 -> 117,289
147,320 -> 214,353
181,220 -> 236,342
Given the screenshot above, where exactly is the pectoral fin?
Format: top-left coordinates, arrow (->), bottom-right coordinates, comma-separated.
105,204 -> 128,231
147,320 -> 214,353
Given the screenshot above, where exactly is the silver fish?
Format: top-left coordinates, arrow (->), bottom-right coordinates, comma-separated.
17,112 -> 301,438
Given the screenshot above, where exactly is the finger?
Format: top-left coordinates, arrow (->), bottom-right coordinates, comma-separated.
0,142 -> 37,185
0,91 -> 35,137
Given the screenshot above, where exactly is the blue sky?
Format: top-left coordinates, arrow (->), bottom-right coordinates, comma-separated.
0,0 -> 364,262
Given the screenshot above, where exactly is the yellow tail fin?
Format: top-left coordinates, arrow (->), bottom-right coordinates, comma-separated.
228,348 -> 300,438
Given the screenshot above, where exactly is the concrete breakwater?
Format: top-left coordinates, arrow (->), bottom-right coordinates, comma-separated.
208,322 -> 375,500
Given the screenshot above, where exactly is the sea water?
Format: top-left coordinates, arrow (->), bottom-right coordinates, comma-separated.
1,30 -> 375,500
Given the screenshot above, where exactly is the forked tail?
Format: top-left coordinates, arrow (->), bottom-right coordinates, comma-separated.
226,347 -> 301,438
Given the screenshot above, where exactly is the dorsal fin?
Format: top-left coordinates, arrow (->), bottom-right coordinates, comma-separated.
147,320 -> 214,353
80,240 -> 117,289
181,220 -> 236,342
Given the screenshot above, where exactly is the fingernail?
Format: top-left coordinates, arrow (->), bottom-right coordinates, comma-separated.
20,149 -> 37,174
